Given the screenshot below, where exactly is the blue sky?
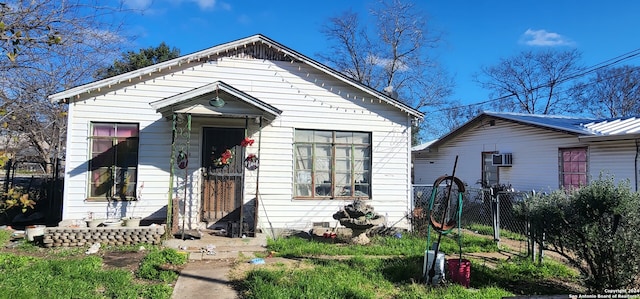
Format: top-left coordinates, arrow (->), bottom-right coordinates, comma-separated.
121,0 -> 640,107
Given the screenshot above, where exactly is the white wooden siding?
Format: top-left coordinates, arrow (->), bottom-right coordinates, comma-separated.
414,119 -> 640,193
415,120 -> 570,192
63,57 -> 414,230
588,140 -> 637,187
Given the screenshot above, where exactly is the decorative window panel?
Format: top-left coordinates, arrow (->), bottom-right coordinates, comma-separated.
559,147 -> 588,190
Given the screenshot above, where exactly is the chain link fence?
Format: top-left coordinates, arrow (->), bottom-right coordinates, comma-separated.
412,184 -> 530,244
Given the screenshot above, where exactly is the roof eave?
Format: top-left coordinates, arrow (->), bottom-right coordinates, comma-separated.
578,133 -> 640,142
48,35 -> 267,103
48,34 -> 424,119
429,112 -> 590,149
150,80 -> 282,118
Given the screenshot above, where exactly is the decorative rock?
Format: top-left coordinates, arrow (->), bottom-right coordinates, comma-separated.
333,199 -> 386,245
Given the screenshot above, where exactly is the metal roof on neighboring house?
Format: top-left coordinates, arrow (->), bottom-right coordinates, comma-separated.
411,139 -> 437,152
482,111 -> 596,135
414,111 -> 640,152
583,116 -> 640,135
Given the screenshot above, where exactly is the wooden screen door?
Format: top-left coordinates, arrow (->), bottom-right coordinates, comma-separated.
201,127 -> 245,223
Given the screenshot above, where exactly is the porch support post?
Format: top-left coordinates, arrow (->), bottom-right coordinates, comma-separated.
167,113 -> 177,235
241,116 -> 248,236
255,116 -> 264,236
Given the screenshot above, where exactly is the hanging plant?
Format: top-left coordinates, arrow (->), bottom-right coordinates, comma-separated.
241,137 -> 254,147
212,148 -> 233,168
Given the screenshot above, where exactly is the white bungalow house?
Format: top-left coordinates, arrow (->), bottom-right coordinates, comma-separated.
412,111 -> 640,193
49,34 -> 424,236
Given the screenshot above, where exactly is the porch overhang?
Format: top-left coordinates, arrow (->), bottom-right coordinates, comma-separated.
150,81 -> 282,120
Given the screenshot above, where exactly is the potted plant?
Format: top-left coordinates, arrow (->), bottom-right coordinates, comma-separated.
122,195 -> 142,227
85,212 -> 104,228
122,215 -> 141,227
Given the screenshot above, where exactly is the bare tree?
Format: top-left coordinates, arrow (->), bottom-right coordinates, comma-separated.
320,11 -> 377,87
421,100 -> 483,140
571,66 -> 640,118
475,49 -> 584,114
320,0 -> 453,112
0,0 -> 131,173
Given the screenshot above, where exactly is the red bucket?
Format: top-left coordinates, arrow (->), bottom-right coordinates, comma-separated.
446,259 -> 471,288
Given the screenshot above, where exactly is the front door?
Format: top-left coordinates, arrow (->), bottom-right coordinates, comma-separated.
201,127 -> 245,224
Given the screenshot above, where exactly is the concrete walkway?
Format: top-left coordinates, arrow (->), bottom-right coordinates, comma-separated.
164,232 -> 269,299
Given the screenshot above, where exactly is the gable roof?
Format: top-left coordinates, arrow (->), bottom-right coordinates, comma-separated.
416,111 -> 640,152
149,80 -> 282,119
49,34 -> 423,120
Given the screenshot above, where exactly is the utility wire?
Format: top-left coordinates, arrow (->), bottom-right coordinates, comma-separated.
431,47 -> 640,113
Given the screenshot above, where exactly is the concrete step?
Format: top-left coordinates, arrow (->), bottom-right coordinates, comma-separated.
163,233 -> 269,260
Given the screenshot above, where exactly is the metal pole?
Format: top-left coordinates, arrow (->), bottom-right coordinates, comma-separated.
496,194 -> 501,244
428,155 -> 459,285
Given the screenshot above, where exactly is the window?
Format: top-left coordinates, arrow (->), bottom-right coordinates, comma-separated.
481,152 -> 498,188
559,147 -> 587,189
294,129 -> 371,199
89,123 -> 139,200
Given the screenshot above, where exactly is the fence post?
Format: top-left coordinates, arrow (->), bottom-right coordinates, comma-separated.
492,191 -> 501,244
538,225 -> 545,264
3,159 -> 12,194
529,220 -> 536,262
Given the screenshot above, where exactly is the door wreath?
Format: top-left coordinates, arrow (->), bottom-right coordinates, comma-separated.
176,150 -> 188,169
212,148 -> 233,168
244,154 -> 259,170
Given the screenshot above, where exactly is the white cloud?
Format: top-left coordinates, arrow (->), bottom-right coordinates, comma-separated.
168,0 -> 227,10
193,0 -> 216,9
521,29 -> 574,46
368,55 -> 410,72
237,14 -> 251,25
123,0 -> 153,10
218,1 -> 232,11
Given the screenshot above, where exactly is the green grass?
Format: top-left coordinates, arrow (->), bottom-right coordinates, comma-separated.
491,256 -> 577,281
238,256 -> 514,299
465,223 -> 527,241
470,256 -> 580,295
0,229 -> 11,244
137,247 -> 188,282
237,233 -> 581,298
267,232 -> 497,257
0,246 -> 185,299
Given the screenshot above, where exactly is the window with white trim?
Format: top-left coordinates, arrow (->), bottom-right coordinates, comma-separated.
481,152 -> 499,188
294,129 -> 371,199
88,122 -> 139,200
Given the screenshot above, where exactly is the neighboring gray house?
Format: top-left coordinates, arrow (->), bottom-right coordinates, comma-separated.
49,34 -> 424,235
412,111 -> 640,193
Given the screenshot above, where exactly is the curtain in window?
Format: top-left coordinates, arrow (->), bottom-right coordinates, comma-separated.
294,130 -> 371,199
89,123 -> 139,200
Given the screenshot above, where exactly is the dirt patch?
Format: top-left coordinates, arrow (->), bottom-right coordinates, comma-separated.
100,250 -> 148,272
229,256 -> 308,281
1,238 -> 150,274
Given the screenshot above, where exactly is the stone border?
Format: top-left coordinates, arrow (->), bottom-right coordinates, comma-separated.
41,225 -> 166,247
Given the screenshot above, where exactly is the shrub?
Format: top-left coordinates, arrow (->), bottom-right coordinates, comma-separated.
521,175 -> 640,292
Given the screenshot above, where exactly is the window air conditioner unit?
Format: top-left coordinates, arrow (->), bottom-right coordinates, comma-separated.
492,153 -> 513,166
